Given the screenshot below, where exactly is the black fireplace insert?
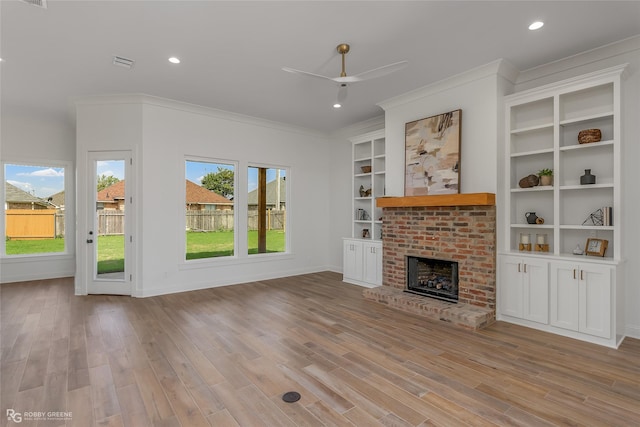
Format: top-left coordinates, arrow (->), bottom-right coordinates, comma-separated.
405,256 -> 459,303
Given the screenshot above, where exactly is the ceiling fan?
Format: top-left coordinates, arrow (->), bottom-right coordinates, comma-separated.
282,43 -> 408,107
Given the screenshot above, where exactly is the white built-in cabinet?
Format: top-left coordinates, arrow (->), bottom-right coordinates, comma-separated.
549,261 -> 612,339
500,256 -> 549,324
343,130 -> 385,287
343,239 -> 382,287
498,64 -> 626,348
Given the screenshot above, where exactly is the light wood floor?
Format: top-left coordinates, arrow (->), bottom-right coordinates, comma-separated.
1,272 -> 639,426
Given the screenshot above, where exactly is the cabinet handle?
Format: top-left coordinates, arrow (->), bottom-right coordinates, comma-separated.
523,264 -> 527,273
580,270 -> 584,281
573,269 -> 577,280
517,263 -> 521,273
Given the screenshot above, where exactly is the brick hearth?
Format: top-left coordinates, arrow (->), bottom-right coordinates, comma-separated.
363,201 -> 496,330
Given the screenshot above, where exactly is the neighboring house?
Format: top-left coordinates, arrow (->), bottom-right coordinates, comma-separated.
47,190 -> 66,211
186,180 -> 233,211
96,179 -> 232,211
96,180 -> 125,210
4,182 -> 51,210
247,177 -> 286,210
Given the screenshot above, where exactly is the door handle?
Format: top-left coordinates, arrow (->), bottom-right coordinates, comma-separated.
87,239 -> 93,243
87,230 -> 94,243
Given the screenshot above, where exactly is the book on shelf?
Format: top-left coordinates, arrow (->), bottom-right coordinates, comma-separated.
602,206 -> 612,226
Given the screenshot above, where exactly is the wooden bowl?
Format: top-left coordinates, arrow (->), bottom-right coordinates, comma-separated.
360,165 -> 372,173
578,129 -> 601,144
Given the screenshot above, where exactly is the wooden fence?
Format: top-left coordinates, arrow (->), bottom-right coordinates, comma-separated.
97,210 -> 125,235
5,209 -> 286,238
5,209 -> 61,240
188,210 -> 286,232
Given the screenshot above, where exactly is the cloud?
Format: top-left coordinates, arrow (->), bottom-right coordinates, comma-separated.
17,168 -> 64,177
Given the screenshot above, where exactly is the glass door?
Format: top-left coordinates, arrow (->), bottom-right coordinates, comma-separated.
87,151 -> 132,295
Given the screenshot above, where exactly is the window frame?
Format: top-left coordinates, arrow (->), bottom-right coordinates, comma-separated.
2,159 -> 72,258
247,163 -> 290,257
183,156 -> 239,264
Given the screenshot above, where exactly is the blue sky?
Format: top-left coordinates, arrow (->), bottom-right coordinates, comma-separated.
5,163 -> 65,198
185,161 -> 285,194
97,160 -> 125,181
5,161 -> 284,199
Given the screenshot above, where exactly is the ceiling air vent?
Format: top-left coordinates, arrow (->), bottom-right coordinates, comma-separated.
112,56 -> 135,69
20,0 -> 47,8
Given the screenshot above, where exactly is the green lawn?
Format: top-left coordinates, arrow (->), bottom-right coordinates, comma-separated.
5,238 -> 65,255
97,235 -> 125,274
6,231 -> 286,270
187,230 -> 285,259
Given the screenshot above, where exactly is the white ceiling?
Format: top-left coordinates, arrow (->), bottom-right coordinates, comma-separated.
2,1 -> 639,133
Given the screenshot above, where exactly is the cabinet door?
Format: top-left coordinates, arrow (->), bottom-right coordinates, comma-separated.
579,264 -> 612,339
499,256 -> 524,318
362,242 -> 382,286
343,240 -> 363,281
523,259 -> 549,324
550,262 -> 579,331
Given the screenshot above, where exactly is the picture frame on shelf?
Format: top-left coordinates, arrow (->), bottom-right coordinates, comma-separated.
585,238 -> 608,257
404,109 -> 461,196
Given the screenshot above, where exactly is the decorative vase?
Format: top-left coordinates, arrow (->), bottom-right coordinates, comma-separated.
539,175 -> 553,186
525,212 -> 539,224
580,169 -> 596,185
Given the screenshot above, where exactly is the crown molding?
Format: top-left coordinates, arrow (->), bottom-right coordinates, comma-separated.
74,94 -> 328,140
377,58 -> 518,111
516,35 -> 640,86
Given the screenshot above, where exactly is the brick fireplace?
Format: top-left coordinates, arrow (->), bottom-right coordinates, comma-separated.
363,193 -> 496,329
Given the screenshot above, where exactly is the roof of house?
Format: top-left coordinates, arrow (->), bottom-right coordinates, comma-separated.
247,178 -> 286,206
186,180 -> 232,205
97,179 -> 232,205
5,182 -> 50,207
47,190 -> 65,208
96,180 -> 125,203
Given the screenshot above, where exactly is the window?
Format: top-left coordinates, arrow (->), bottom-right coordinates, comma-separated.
247,166 -> 287,255
185,159 -> 235,260
4,163 -> 66,256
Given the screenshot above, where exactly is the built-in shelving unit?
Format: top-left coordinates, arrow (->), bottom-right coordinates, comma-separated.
499,64 -> 627,348
350,130 -> 385,241
504,65 -> 624,260
343,130 -> 385,288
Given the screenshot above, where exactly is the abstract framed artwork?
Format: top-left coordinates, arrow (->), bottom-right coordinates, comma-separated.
404,109 -> 461,196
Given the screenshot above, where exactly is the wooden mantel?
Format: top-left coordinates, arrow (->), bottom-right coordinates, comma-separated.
376,192 -> 495,208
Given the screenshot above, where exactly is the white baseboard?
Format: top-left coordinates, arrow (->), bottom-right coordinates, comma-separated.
625,324 -> 640,340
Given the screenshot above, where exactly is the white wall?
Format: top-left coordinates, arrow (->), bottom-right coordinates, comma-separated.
513,36 -> 640,339
378,60 -> 517,197
75,99 -> 143,294
75,95 -> 332,297
1,112 -> 76,282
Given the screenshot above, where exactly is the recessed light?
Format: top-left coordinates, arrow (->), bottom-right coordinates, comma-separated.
529,21 -> 544,30
333,103 -> 342,109
168,57 -> 181,64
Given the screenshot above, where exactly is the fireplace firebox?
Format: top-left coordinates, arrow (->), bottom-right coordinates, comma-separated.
406,256 -> 459,303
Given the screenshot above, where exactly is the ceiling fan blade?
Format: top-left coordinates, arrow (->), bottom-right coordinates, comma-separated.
282,67 -> 335,82
350,60 -> 408,81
